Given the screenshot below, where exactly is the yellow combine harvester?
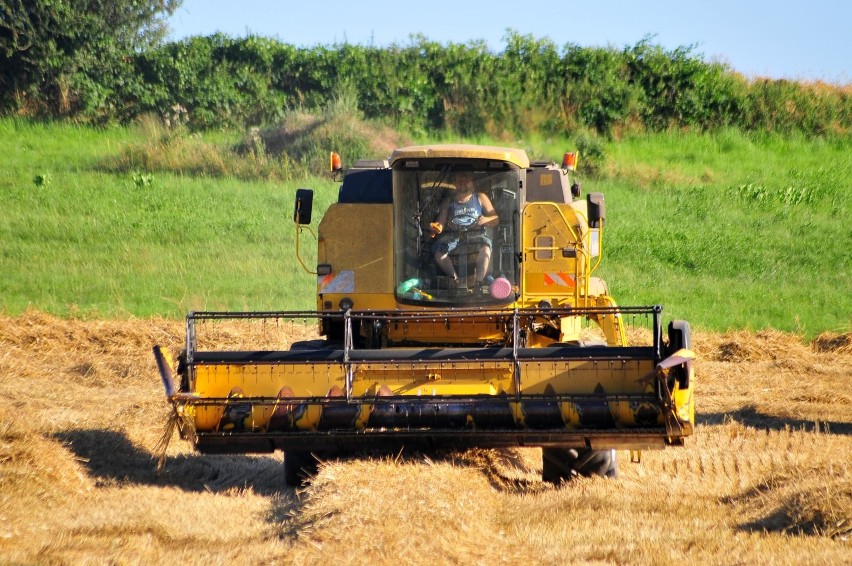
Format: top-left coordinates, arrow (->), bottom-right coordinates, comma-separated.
154,144 -> 695,485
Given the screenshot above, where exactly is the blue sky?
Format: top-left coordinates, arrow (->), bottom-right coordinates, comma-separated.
167,0 -> 850,83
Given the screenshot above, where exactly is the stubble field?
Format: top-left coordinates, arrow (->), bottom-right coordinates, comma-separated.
1,311 -> 850,564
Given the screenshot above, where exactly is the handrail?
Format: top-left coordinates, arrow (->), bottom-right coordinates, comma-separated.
293,198 -> 317,275
344,309 -> 353,399
511,308 -> 521,396
187,305 -> 660,321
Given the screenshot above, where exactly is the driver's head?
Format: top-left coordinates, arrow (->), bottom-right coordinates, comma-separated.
455,171 -> 474,193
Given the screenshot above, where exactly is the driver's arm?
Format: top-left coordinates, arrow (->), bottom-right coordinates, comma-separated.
477,193 -> 499,227
432,198 -> 450,234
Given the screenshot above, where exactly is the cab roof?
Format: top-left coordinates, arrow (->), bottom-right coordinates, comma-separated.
389,144 -> 530,169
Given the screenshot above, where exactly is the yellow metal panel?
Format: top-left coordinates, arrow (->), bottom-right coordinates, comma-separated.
353,361 -> 512,395
389,144 -> 530,169
188,351 -> 658,432
195,363 -> 345,398
673,365 -> 696,425
559,317 -> 581,342
590,295 -> 628,346
318,293 -> 398,311
521,202 -> 587,306
192,357 -> 653,399
518,359 -> 654,394
318,204 -> 393,294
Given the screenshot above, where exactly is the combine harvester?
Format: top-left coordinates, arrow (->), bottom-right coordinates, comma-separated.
154,144 -> 695,485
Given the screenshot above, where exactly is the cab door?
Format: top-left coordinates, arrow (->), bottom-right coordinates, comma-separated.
521,200 -> 587,308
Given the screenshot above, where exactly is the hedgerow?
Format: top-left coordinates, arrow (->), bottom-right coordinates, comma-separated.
5,31 -> 850,138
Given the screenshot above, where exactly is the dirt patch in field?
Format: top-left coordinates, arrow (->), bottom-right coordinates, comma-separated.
1,312 -> 850,564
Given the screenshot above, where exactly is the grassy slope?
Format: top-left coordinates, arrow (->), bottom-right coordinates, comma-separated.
529,130 -> 851,335
1,118 -> 849,334
0,119 -> 334,316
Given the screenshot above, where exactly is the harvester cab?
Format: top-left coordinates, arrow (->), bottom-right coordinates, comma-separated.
299,146 -> 624,347
155,144 -> 695,486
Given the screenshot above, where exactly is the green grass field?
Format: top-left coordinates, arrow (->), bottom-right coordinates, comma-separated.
0,119 -> 337,317
1,118 -> 849,335
588,131 -> 851,335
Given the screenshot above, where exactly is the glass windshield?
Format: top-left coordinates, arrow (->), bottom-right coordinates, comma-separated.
393,162 -> 520,306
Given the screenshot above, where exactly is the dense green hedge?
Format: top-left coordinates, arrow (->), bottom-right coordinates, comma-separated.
8,32 -> 851,136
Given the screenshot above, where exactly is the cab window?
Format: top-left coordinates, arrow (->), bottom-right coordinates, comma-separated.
393,163 -> 520,306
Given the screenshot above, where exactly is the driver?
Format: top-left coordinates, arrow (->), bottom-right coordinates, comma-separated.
430,170 -> 498,286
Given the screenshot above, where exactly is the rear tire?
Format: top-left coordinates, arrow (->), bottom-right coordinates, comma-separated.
284,451 -> 318,487
542,447 -> 617,483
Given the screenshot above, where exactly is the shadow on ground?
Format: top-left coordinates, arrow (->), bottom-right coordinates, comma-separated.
54,429 -> 292,496
698,405 -> 851,435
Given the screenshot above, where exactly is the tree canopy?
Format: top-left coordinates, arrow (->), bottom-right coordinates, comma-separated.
0,8 -> 847,137
0,0 -> 181,115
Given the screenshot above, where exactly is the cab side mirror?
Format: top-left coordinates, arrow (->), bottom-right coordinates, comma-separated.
587,192 -> 605,228
294,188 -> 314,224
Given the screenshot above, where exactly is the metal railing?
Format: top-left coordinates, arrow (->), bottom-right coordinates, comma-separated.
185,305 -> 663,402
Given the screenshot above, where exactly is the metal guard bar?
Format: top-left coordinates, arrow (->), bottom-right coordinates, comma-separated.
189,345 -> 656,364
187,305 -> 662,322
193,428 -> 681,454
173,392 -> 659,407
186,305 -> 664,364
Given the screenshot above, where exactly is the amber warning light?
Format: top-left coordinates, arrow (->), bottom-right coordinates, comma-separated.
562,151 -> 578,171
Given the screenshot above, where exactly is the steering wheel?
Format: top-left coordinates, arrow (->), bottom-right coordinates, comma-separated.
448,213 -> 479,231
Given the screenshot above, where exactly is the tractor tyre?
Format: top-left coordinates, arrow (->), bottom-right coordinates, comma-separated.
284,450 -> 318,487
542,447 -> 617,484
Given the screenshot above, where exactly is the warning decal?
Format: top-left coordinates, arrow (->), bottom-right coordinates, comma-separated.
543,272 -> 575,288
318,270 -> 355,293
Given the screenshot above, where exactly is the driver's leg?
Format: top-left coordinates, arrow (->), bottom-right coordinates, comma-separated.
433,236 -> 459,283
435,251 -> 458,281
475,244 -> 492,282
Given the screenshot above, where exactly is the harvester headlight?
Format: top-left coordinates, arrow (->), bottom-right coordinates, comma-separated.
339,297 -> 354,311
538,300 -> 552,309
